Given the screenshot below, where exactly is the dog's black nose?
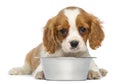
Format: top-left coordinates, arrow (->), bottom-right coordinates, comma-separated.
70,40 -> 79,48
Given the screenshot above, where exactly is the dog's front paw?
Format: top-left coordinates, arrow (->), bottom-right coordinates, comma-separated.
35,71 -> 45,80
99,68 -> 108,77
87,70 -> 101,80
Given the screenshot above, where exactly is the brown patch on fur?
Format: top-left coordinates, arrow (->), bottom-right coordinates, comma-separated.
66,6 -> 78,10
88,14 -> 105,49
76,8 -> 104,49
25,44 -> 41,71
43,17 -> 58,54
65,6 -> 81,10
76,13 -> 90,43
56,13 -> 69,42
43,11 -> 69,53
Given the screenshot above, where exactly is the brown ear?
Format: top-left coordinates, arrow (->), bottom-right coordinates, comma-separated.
43,17 -> 58,53
89,15 -> 105,49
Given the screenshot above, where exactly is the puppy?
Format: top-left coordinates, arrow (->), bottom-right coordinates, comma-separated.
9,6 -> 107,80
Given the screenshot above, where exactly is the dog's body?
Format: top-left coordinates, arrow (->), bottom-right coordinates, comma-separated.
9,6 -> 107,79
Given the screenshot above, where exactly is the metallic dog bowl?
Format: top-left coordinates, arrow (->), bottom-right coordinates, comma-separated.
41,57 -> 94,81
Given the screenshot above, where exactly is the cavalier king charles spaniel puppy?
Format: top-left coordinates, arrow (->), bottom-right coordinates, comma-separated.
9,6 -> 107,79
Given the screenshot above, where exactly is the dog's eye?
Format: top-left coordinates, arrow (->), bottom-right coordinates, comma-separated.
60,29 -> 67,36
79,27 -> 86,33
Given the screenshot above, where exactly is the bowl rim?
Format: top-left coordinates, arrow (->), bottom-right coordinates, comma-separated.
41,57 -> 96,59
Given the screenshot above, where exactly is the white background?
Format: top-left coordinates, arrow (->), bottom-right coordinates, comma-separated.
0,0 -> 119,84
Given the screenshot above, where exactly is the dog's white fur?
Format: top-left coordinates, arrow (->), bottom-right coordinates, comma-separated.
62,9 -> 87,53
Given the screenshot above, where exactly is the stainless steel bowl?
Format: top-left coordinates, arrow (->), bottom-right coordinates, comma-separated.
41,57 -> 94,81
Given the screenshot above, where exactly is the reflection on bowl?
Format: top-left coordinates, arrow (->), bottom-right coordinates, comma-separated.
41,57 -> 94,81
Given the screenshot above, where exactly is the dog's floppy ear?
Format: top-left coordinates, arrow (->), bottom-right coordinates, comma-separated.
43,17 -> 58,53
88,14 -> 105,49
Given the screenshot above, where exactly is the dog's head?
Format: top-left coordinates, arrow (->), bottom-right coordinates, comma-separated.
43,6 -> 104,54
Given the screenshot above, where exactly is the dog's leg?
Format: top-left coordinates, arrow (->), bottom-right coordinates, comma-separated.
9,44 -> 41,75
87,60 -> 102,79
9,62 -> 32,75
87,60 -> 107,79
8,49 -> 34,75
33,64 -> 45,79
